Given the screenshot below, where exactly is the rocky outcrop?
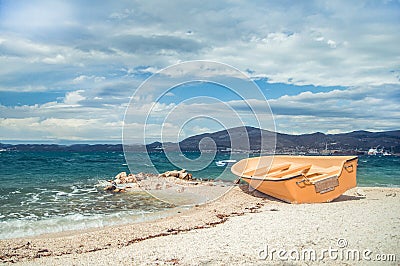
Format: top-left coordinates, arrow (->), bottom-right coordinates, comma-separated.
103,172 -> 140,192
113,172 -> 138,184
158,169 -> 193,180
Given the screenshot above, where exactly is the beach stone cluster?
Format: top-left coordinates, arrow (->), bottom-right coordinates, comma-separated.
103,171 -> 140,192
114,171 -> 137,184
158,169 -> 193,180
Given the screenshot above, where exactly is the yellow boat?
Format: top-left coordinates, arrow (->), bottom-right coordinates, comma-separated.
231,155 -> 358,203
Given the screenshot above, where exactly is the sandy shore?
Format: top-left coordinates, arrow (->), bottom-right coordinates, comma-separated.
1,186 -> 399,265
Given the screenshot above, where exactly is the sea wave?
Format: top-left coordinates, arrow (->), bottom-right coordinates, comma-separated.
0,209 -> 173,240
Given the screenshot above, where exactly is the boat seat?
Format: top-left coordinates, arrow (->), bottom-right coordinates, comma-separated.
243,163 -> 291,176
307,170 -> 340,183
268,164 -> 312,178
264,164 -> 312,179
306,166 -> 341,179
268,163 -> 291,173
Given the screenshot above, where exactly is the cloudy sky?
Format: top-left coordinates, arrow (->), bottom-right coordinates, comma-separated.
0,0 -> 399,144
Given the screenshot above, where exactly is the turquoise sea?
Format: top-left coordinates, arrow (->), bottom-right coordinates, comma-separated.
0,151 -> 398,239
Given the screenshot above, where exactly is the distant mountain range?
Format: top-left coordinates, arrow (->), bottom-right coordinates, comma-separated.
177,126 -> 400,154
1,126 -> 399,154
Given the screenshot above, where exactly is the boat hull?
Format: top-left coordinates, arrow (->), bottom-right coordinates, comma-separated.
231,156 -> 358,203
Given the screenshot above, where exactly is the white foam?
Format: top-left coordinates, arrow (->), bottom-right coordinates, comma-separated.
56,191 -> 68,196
0,210 -> 170,240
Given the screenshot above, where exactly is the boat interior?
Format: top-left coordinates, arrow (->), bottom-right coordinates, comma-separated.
239,156 -> 356,183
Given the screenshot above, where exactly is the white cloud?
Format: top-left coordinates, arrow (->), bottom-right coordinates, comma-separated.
1,1 -> 73,31
267,84 -> 400,133
1,0 -> 398,91
63,90 -> 86,105
109,9 -> 134,20
123,121 -> 183,144
0,117 -> 122,141
327,39 -> 336,48
42,54 -> 66,64
72,75 -> 89,83
72,75 -> 106,84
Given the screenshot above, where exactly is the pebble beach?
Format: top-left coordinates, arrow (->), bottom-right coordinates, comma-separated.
1,186 -> 399,265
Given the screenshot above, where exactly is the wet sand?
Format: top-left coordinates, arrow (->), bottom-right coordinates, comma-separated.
1,186 -> 399,265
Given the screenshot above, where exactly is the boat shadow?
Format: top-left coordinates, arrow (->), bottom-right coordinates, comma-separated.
238,184 -> 287,203
238,184 -> 366,203
332,194 -> 365,202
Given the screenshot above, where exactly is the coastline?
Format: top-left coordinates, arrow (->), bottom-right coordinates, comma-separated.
1,186 -> 399,265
